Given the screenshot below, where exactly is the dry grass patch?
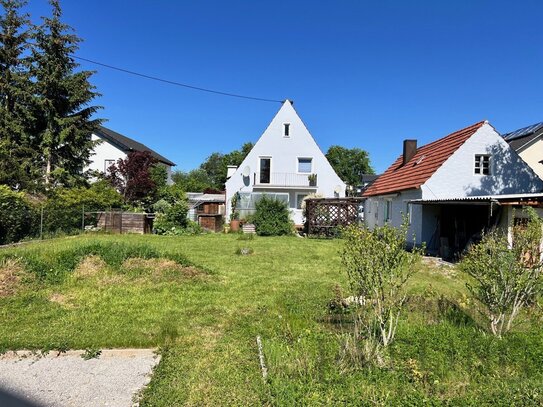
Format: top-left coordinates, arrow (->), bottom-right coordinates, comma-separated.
0,258 -> 30,297
122,258 -> 201,279
73,255 -> 108,278
48,292 -> 77,308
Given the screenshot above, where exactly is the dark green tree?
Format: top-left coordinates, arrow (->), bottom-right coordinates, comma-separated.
0,0 -> 38,189
32,0 -> 101,187
325,145 -> 374,186
172,168 -> 214,192
200,141 -> 254,189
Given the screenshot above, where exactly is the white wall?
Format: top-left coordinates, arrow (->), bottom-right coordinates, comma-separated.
86,134 -> 126,174
422,123 -> 543,199
225,101 -> 346,225
518,138 -> 543,181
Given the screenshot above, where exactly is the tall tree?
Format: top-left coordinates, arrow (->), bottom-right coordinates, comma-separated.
32,0 -> 101,187
0,0 -> 37,189
325,145 -> 374,186
200,141 -> 254,190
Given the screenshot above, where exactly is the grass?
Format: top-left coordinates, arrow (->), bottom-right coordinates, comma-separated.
0,234 -> 542,405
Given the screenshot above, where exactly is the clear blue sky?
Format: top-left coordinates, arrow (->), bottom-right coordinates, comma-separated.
24,0 -> 543,173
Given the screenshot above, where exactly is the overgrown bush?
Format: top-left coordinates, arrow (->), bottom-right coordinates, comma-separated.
252,195 -> 293,236
0,186 -> 39,244
460,207 -> 543,337
153,200 -> 190,235
43,181 -> 123,235
340,223 -> 421,366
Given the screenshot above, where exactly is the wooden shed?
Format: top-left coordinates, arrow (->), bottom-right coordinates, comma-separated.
187,193 -> 226,232
96,211 -> 154,234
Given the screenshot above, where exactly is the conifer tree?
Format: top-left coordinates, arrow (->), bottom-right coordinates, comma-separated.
32,0 -> 101,187
0,0 -> 37,189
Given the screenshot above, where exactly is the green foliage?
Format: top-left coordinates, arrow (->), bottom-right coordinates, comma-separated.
42,181 -> 123,235
199,142 -> 254,190
81,347 -> 101,360
325,145 -> 374,186
460,207 -> 543,337
32,0 -> 101,186
252,195 -> 293,236
0,185 -> 38,244
341,223 -> 422,364
153,200 -> 190,235
172,168 -> 213,193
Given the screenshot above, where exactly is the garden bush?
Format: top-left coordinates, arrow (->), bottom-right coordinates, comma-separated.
0,186 -> 39,244
252,195 -> 293,236
43,181 -> 123,235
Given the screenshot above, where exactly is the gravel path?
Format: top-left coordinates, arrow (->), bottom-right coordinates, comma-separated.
0,349 -> 160,407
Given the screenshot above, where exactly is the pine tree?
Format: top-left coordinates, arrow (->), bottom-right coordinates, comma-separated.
0,0 -> 37,189
32,0 -> 101,187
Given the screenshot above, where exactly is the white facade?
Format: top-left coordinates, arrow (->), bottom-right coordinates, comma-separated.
365,122 -> 543,246
86,133 -> 173,184
516,137 -> 543,180
225,100 -> 346,225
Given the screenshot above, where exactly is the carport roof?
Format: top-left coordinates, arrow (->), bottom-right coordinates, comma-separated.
410,193 -> 543,205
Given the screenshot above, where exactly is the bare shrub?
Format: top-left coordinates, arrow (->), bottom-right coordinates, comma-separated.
340,223 -> 421,365
460,207 -> 543,337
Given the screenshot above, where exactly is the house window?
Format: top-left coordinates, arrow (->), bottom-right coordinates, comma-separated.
404,201 -> 412,225
296,193 -> 308,209
259,158 -> 271,184
104,159 -> 116,173
474,155 -> 490,175
384,200 -> 392,222
283,123 -> 290,137
297,158 -> 312,173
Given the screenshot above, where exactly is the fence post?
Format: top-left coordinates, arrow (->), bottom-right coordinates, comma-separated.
81,205 -> 85,233
40,206 -> 44,240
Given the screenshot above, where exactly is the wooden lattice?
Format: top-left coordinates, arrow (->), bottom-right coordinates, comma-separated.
305,198 -> 364,237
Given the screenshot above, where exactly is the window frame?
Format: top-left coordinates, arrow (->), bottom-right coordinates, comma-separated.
297,157 -> 313,174
259,156 -> 272,184
474,154 -> 491,175
295,192 -> 309,210
104,159 -> 116,173
283,123 -> 290,137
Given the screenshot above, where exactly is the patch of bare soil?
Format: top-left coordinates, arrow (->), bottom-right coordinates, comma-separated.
0,258 -> 29,297
122,258 -> 201,278
73,255 -> 107,278
48,292 -> 77,308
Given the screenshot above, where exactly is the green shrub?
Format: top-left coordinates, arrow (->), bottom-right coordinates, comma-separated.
0,186 -> 39,244
153,200 -> 189,235
252,195 -> 293,236
43,182 -> 123,235
460,207 -> 543,337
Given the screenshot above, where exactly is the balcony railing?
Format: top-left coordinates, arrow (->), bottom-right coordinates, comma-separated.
254,172 -> 317,188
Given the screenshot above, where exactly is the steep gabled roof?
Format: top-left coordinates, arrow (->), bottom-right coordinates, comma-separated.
94,126 -> 176,166
502,122 -> 543,152
363,121 -> 486,197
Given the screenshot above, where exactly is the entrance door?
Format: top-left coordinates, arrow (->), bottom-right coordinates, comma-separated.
260,158 -> 271,184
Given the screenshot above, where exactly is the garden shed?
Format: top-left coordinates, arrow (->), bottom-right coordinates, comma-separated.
95,211 -> 154,234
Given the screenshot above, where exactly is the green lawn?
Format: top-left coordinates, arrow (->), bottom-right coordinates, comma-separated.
0,234 -> 542,406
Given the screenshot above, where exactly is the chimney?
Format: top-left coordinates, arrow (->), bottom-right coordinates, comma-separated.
226,165 -> 238,179
403,139 -> 417,165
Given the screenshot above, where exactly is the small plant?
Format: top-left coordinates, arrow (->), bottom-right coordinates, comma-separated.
230,192 -> 240,221
308,173 -> 317,186
460,207 -> 543,337
235,247 -> 254,256
340,222 -> 422,365
82,347 -> 102,360
237,233 -> 255,241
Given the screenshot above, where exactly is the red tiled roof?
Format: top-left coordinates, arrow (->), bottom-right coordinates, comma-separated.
363,121 -> 486,197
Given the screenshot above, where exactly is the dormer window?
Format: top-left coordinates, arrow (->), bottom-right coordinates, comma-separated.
283,123 -> 290,137
474,154 -> 490,175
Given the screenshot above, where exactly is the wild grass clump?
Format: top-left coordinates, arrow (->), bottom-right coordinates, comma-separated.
237,233 -> 255,241
0,241 -> 193,283
235,247 -> 254,256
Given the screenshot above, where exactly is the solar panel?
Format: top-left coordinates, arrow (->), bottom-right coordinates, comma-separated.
502,122 -> 543,141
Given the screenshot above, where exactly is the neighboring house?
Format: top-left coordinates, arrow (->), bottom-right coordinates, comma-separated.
503,122 -> 543,180
187,192 -> 226,232
86,126 -> 176,183
363,121 -> 543,257
225,100 -> 346,225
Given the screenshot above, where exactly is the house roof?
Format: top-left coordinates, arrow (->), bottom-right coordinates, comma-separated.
502,122 -> 543,151
363,121 -> 486,197
94,126 -> 176,166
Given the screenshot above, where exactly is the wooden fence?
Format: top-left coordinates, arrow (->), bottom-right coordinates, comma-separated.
304,198 -> 364,237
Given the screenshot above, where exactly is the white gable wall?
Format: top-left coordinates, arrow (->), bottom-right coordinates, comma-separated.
517,137 -> 543,181
225,101 -> 346,225
86,134 -> 127,174
422,123 -> 543,199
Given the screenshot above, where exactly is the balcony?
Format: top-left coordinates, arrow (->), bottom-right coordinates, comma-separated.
253,172 -> 317,188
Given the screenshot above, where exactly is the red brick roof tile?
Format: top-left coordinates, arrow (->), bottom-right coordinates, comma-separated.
363,121 -> 486,197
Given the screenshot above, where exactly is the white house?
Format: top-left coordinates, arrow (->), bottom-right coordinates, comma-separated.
503,122 -> 543,180
86,126 -> 175,183
225,100 -> 346,225
363,121 -> 543,257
